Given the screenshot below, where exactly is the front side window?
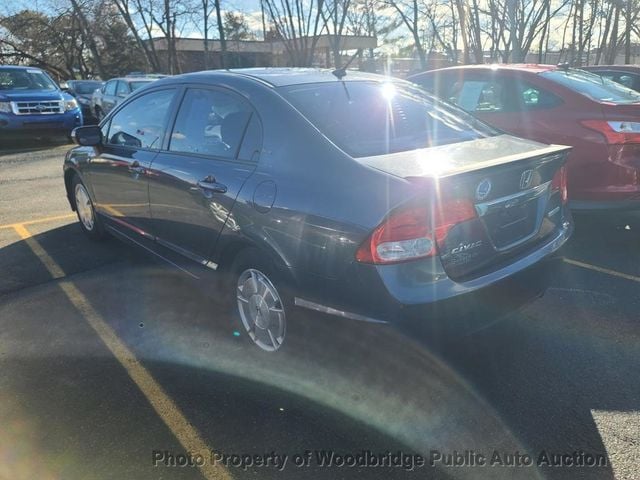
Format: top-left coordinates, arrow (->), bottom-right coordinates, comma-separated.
72,81 -> 102,94
107,89 -> 175,149
280,81 -> 497,158
601,72 -> 638,90
0,68 -> 58,91
541,69 -> 640,104
169,88 -> 252,159
448,79 -> 506,112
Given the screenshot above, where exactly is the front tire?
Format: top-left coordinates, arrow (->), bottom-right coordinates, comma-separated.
72,175 -> 106,240
231,249 -> 288,352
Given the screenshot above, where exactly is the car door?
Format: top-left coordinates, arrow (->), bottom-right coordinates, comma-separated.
88,88 -> 178,236
148,86 -> 259,263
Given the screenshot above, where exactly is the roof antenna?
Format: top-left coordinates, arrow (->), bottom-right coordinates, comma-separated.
331,48 -> 362,80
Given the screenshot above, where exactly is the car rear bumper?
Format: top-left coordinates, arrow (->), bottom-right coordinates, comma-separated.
294,219 -> 572,326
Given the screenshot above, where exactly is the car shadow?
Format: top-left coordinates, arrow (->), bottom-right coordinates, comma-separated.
0,137 -> 71,156
1,220 -> 638,479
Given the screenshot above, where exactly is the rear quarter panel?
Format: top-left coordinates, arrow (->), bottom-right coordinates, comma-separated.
212,83 -> 414,302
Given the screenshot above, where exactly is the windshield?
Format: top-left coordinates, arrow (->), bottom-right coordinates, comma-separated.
541,69 -> 640,104
130,81 -> 152,91
0,68 -> 58,91
279,81 -> 498,157
71,81 -> 103,94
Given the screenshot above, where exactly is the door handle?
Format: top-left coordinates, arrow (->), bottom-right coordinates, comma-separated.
128,161 -> 146,175
197,175 -> 227,194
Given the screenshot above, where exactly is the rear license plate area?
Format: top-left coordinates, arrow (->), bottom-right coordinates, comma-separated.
485,200 -> 538,249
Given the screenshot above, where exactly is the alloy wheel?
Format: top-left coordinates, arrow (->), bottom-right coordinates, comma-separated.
236,268 -> 286,352
74,183 -> 94,231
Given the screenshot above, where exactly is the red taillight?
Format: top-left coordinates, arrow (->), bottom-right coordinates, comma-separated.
432,199 -> 478,245
551,165 -> 568,204
356,200 -> 476,265
581,120 -> 640,145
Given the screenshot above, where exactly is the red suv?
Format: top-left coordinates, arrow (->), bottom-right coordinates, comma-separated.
409,65 -> 640,210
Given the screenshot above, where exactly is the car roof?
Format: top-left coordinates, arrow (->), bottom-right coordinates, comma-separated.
0,65 -> 44,71
226,68 -> 386,86
107,77 -> 159,82
157,68 -> 391,88
422,64 -> 559,75
581,65 -> 640,71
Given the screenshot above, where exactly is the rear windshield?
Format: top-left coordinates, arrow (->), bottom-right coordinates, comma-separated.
72,81 -> 103,94
0,68 -> 58,91
279,81 -> 498,157
130,81 -> 152,91
541,69 -> 640,104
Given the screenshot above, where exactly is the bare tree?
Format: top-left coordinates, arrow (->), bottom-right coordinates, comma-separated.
320,0 -> 352,68
384,0 -> 427,68
263,0 -> 324,66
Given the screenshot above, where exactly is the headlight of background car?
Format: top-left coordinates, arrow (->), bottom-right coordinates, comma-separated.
0,102 -> 12,113
65,99 -> 79,111
78,97 -> 90,105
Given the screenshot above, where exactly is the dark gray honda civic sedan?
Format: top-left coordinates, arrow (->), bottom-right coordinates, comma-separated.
63,68 -> 573,352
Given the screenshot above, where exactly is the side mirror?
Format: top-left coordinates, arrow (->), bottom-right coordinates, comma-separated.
71,125 -> 102,146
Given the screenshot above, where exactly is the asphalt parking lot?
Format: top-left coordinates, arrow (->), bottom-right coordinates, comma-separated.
1,139 -> 639,480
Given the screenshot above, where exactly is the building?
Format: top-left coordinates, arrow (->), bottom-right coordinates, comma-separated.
148,35 -> 377,73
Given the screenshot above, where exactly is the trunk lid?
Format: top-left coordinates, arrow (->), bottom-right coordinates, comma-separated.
359,135 -> 571,279
599,102 -> 640,121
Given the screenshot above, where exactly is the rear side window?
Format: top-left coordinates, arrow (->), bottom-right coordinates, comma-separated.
104,81 -> 117,96
513,81 -> 562,110
279,81 -> 497,158
541,70 -> 640,104
237,115 -> 263,161
107,89 -> 175,149
116,81 -> 129,96
169,88 -> 252,159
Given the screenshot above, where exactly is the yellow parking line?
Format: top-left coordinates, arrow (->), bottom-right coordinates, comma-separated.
13,224 -> 66,279
12,223 -> 231,480
0,213 -> 75,230
563,257 -> 640,283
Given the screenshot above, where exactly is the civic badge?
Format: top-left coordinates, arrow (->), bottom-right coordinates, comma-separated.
520,169 -> 534,190
475,178 -> 492,201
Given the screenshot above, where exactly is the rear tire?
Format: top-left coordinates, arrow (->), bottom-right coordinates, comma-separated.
72,175 -> 106,241
230,249 -> 289,352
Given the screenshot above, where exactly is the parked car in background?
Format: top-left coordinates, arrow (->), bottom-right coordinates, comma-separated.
65,80 -> 104,123
410,65 -> 640,210
64,68 -> 572,352
0,65 -> 82,141
91,76 -> 158,121
580,65 -> 640,92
